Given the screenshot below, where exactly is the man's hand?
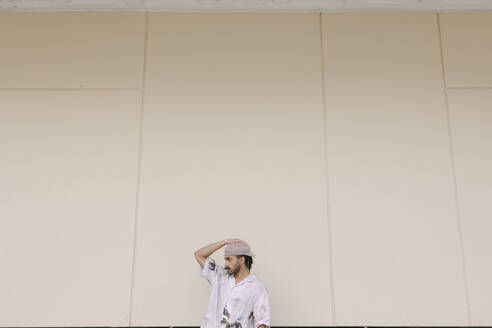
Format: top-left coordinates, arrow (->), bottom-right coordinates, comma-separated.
224,238 -> 246,245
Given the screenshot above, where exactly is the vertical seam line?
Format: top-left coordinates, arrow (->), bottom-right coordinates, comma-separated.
128,11 -> 149,327
437,12 -> 472,325
319,12 -> 337,326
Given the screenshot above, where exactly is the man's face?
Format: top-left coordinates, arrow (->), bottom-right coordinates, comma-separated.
224,256 -> 242,276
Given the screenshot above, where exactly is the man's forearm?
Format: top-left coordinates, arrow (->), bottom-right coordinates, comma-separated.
194,240 -> 226,260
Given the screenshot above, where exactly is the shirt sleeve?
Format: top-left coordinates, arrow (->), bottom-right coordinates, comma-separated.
253,287 -> 270,328
200,257 -> 223,285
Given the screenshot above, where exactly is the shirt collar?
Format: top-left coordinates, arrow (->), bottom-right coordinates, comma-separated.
231,272 -> 256,287
245,273 -> 256,283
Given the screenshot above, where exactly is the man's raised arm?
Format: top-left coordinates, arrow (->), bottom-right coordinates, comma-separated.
194,238 -> 243,269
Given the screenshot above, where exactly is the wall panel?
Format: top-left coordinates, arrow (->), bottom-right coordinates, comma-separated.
448,90 -> 492,325
131,13 -> 333,326
439,13 -> 492,88
0,90 -> 141,326
0,13 -> 145,88
321,13 -> 469,326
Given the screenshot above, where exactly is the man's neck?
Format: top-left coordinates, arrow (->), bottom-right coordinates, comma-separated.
234,268 -> 250,285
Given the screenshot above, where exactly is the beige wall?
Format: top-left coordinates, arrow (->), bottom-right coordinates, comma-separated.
0,12 -> 490,327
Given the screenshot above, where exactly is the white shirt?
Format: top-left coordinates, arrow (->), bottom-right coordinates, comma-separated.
200,257 -> 270,328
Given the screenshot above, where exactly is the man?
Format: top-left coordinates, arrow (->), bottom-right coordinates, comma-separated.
194,239 -> 270,328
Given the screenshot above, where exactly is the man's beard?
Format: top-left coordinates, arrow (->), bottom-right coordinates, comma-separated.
226,265 -> 239,276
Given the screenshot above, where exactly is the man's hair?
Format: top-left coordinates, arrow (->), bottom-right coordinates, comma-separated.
237,255 -> 253,271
